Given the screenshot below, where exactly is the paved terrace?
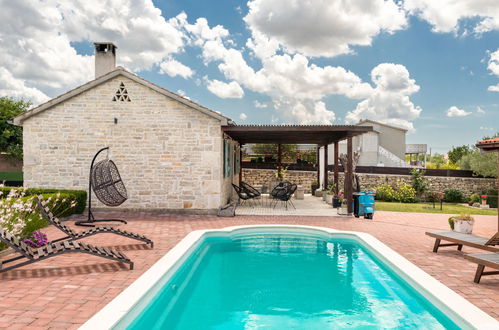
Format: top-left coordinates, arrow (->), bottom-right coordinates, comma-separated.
0,211 -> 498,329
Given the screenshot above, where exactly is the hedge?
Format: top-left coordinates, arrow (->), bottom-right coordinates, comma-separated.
0,187 -> 86,214
487,195 -> 498,209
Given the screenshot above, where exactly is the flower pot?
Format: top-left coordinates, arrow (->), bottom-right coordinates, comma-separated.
325,194 -> 333,204
338,206 -> 349,215
311,184 -> 318,195
315,190 -> 323,197
332,198 -> 342,208
454,219 -> 474,234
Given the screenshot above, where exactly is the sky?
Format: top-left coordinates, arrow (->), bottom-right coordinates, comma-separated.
0,0 -> 498,153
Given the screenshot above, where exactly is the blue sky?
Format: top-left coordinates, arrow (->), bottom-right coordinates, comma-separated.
1,0 -> 498,153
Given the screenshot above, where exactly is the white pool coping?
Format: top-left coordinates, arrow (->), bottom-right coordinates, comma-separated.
80,225 -> 499,330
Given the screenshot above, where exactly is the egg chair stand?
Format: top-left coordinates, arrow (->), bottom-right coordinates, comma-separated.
76,147 -> 128,227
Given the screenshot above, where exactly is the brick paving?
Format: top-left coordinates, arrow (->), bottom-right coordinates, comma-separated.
0,211 -> 498,329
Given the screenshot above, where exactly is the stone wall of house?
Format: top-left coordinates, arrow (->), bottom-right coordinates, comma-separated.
242,169 -> 496,196
22,75 -> 227,212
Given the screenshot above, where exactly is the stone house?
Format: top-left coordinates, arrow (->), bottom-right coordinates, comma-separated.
13,43 -> 239,213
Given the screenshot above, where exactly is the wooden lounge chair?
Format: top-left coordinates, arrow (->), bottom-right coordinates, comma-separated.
463,253 -> 499,283
426,230 -> 499,253
0,227 -> 133,273
35,197 -> 153,248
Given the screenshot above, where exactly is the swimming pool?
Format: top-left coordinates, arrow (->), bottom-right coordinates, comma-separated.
81,225 -> 498,329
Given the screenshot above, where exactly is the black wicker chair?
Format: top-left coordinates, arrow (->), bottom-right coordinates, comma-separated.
76,147 -> 128,227
232,183 -> 256,206
272,183 -> 297,210
240,181 -> 262,205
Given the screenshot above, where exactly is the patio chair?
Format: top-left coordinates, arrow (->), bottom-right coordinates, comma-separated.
232,184 -> 256,206
272,183 -> 297,210
240,181 -> 262,205
0,227 -> 133,274
426,230 -> 499,253
35,197 -> 154,248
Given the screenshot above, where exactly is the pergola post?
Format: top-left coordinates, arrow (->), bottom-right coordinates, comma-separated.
346,137 -> 353,214
316,145 -> 320,188
239,147 -> 243,185
334,141 -> 339,193
277,143 -> 282,168
323,144 -> 328,190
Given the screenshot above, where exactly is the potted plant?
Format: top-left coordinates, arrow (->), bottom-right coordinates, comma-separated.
315,188 -> 323,197
481,194 -> 488,205
311,181 -> 318,196
325,190 -> 334,204
448,214 -> 475,234
333,190 -> 344,208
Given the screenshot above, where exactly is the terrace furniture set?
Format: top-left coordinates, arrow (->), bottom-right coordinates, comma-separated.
232,181 -> 297,210
426,230 -> 499,283
0,196 -> 154,274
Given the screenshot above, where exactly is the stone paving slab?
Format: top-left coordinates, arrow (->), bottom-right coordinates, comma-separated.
0,211 -> 497,329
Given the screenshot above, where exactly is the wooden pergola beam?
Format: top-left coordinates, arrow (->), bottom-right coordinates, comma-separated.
323,144 -> 328,190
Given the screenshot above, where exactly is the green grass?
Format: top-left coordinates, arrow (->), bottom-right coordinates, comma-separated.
0,171 -> 22,181
376,201 -> 498,216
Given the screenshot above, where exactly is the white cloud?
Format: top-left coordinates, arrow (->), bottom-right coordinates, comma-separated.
346,63 -> 422,131
206,80 -> 245,98
239,113 -> 247,120
476,106 -> 485,114
159,59 -> 194,78
183,17 -> 229,45
0,0 -> 186,104
244,0 -> 407,57
404,0 -> 499,34
487,49 -> 499,92
0,68 -> 50,104
254,100 -> 268,108
446,106 -> 471,117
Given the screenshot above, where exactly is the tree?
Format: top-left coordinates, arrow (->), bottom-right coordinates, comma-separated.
459,150 -> 497,178
249,144 -> 300,162
0,97 -> 31,160
447,145 -> 471,164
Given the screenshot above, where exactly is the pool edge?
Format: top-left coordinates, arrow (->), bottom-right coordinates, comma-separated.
79,225 -> 498,330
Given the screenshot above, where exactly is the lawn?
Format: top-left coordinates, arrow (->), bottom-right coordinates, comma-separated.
376,201 -> 498,216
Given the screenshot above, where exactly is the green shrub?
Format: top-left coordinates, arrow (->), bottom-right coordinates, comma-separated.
468,193 -> 480,204
411,169 -> 428,197
375,182 -> 417,203
487,195 -> 498,208
395,183 -> 417,203
0,187 -> 86,214
443,188 -> 465,203
375,183 -> 396,201
0,191 -> 80,251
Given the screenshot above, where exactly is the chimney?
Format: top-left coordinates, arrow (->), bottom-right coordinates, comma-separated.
94,42 -> 117,78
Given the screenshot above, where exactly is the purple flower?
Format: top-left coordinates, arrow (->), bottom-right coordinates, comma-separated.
23,231 -> 48,248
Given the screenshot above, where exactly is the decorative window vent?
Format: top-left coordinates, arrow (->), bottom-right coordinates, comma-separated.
112,82 -> 131,102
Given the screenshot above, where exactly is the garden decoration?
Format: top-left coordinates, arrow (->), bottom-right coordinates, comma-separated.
448,214 -> 475,234
76,147 -> 128,227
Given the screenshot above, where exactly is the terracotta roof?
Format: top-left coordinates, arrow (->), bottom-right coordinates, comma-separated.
476,138 -> 499,151
13,67 -> 231,125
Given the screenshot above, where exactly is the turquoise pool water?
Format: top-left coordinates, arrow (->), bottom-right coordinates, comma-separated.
124,234 -> 458,329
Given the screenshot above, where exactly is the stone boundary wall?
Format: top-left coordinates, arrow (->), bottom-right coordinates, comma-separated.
242,169 -> 496,196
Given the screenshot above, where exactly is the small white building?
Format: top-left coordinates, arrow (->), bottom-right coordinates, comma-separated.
334,119 -> 410,167
14,43 -> 239,213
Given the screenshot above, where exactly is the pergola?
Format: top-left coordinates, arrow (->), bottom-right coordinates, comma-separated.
476,138 -> 499,230
222,125 -> 373,214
